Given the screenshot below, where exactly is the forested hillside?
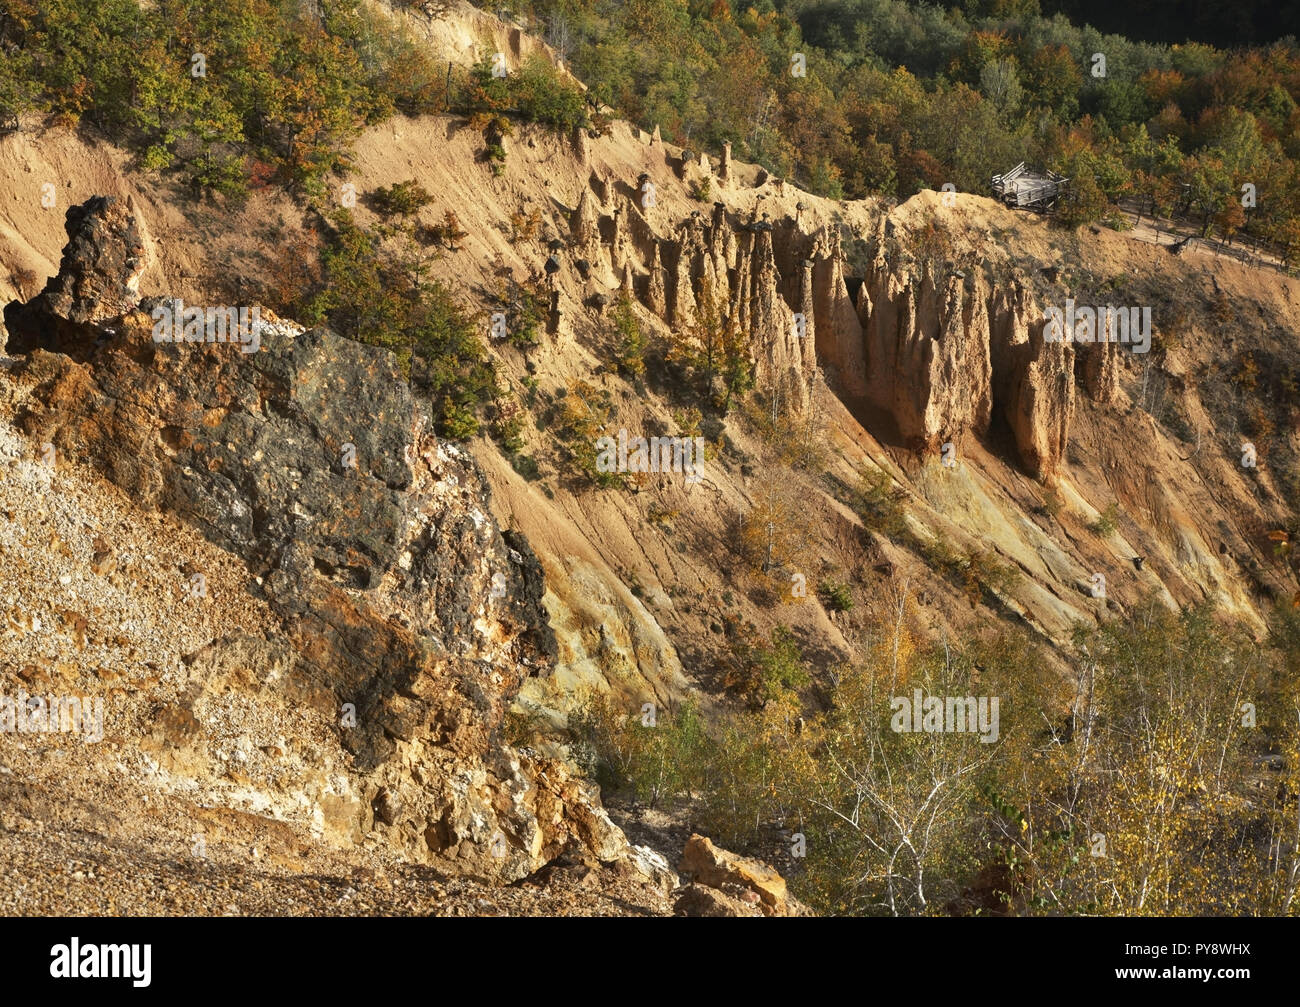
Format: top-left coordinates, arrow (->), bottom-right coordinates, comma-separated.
5,0 -> 1300,255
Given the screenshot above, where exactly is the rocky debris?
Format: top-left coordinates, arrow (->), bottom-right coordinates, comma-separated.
674,882 -> 765,917
4,195 -> 150,357
0,824 -> 675,917
677,833 -> 802,917
90,538 -> 116,576
626,844 -> 678,895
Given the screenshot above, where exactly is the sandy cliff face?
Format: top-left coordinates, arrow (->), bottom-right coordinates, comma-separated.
987,280 -> 1075,480
4,105 -> 1292,700
850,218 -> 1093,479
588,159 -> 1112,486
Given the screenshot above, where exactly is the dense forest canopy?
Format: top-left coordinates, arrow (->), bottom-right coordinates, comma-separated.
503,0 -> 1298,251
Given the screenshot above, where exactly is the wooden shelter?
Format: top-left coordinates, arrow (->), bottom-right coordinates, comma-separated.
991,162 -> 1068,212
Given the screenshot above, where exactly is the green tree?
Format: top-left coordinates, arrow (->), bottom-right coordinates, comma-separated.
1124,124 -> 1184,224
298,212 -> 496,439
1184,153 -> 1235,236
371,179 -> 435,219
611,294 -> 646,378
980,58 -> 1024,124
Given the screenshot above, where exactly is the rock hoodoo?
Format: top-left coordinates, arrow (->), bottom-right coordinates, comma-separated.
859,251 -> 993,452
4,194 -> 150,357
845,220 -> 1096,478
565,168 -> 1106,477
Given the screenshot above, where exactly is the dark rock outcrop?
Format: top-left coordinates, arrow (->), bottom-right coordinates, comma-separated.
13,314 -> 554,765
4,195 -> 150,357
3,195 -> 628,882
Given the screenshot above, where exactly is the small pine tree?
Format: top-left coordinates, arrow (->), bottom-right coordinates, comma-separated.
612,294 -> 646,377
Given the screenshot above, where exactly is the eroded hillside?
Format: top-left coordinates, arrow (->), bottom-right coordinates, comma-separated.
1,0 -> 1298,916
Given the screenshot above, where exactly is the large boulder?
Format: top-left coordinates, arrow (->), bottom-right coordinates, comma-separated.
678,833 -> 796,917
674,882 -> 765,917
